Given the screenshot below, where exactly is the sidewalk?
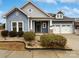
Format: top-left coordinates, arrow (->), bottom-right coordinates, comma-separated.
0,50 -> 79,58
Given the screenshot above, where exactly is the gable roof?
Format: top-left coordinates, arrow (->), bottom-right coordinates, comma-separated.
21,2 -> 51,17
5,8 -> 28,17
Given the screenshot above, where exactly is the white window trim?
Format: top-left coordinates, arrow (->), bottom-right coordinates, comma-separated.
27,8 -> 33,13
56,14 -> 63,19
42,22 -> 46,28
11,21 -> 24,32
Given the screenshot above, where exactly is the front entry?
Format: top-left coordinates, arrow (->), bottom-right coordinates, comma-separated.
35,21 -> 48,33
35,22 -> 41,33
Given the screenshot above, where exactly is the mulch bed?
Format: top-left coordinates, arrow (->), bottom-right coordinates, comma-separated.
0,41 -> 26,51
25,41 -> 72,51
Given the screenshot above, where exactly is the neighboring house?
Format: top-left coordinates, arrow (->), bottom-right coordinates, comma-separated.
74,18 -> 79,34
4,2 -> 75,34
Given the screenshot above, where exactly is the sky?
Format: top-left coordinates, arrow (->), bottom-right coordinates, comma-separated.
0,0 -> 79,23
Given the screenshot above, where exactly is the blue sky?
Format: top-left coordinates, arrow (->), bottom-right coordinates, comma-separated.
0,0 -> 79,23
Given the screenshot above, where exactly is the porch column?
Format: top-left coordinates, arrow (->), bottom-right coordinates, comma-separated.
49,20 -> 53,34
50,20 -> 52,27
30,20 -> 32,31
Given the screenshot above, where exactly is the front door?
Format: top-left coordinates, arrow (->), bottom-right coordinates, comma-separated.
35,22 -> 41,33
42,21 -> 48,33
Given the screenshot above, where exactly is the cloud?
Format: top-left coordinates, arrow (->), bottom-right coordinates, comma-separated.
58,0 -> 79,3
37,0 -> 57,4
60,6 -> 79,18
37,0 -> 79,4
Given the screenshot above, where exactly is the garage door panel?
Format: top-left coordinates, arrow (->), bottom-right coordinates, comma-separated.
52,23 -> 73,34
52,25 -> 60,34
61,24 -> 73,33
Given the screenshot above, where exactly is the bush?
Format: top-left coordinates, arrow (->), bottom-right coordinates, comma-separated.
40,34 -> 67,48
1,30 -> 8,37
17,31 -> 24,37
9,31 -> 17,37
23,32 -> 35,41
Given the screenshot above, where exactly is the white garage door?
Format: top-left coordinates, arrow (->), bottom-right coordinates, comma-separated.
61,24 -> 73,33
52,24 -> 73,34
52,25 -> 60,33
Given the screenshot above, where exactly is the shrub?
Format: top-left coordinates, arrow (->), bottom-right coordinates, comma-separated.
40,34 -> 67,48
9,31 -> 17,37
1,30 -> 8,37
23,32 -> 35,41
17,31 -> 24,37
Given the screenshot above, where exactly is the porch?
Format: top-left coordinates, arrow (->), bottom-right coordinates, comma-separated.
29,18 -> 51,33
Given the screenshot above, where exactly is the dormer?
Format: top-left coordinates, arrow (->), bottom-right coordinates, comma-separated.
56,11 -> 64,19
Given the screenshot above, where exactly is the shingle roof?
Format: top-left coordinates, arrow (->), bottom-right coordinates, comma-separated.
48,13 -> 75,21
48,13 -> 56,17
57,11 -> 64,14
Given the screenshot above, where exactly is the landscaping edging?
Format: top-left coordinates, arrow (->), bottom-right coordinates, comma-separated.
26,47 -> 72,51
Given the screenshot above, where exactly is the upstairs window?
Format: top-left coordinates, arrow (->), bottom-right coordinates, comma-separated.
56,11 -> 64,19
27,8 -> 33,13
56,14 -> 63,19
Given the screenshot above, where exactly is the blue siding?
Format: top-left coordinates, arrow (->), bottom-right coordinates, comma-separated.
6,10 -> 28,32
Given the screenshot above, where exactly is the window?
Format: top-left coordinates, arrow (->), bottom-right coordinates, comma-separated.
11,21 -> 24,32
12,22 -> 17,32
57,15 -> 59,17
28,8 -> 33,13
18,22 -> 23,32
56,14 -> 63,19
42,22 -> 46,28
60,14 -> 63,17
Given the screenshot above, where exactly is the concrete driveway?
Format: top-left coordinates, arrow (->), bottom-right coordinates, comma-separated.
61,34 -> 79,50
0,34 -> 79,58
